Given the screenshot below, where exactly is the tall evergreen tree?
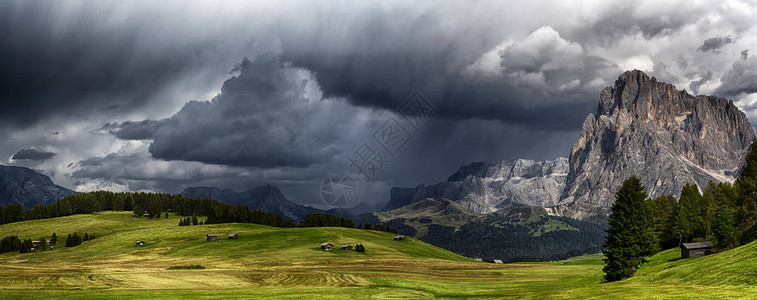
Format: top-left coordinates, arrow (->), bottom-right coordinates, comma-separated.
603,176 -> 659,282
4,204 -> 24,223
712,206 -> 737,249
675,183 -> 703,243
51,232 -> 58,245
646,195 -> 678,248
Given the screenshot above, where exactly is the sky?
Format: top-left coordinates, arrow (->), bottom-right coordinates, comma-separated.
2,0 -> 757,208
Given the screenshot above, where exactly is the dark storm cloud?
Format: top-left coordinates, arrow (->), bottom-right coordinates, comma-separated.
690,71 -> 713,94
716,56 -> 757,97
282,25 -> 619,131
567,2 -> 708,46
148,54 -> 347,168
11,149 -> 56,161
99,120 -> 167,140
698,36 -> 733,53
741,49 -> 750,60
0,1 -> 212,128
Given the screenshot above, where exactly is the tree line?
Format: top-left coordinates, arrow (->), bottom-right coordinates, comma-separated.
604,142 -> 757,282
0,191 -> 297,227
1,232 -> 60,254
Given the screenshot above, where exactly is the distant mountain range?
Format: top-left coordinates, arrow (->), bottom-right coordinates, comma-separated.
180,185 -> 378,222
385,158 -> 567,212
387,70 -> 756,219
0,164 -> 75,208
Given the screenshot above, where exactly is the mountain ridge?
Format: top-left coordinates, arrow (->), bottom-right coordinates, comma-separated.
0,164 -> 76,209
180,185 -> 330,222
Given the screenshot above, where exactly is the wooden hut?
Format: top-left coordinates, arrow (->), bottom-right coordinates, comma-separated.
206,234 -> 218,242
228,233 -> 239,239
320,242 -> 334,251
341,245 -> 352,250
681,241 -> 714,258
493,259 -> 504,264
393,235 -> 405,241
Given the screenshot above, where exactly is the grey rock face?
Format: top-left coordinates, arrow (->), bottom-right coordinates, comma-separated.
550,70 -> 755,218
0,165 -> 76,209
385,158 -> 568,213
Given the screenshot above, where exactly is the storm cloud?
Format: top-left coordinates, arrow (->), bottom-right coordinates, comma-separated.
149,54 -> 369,168
98,120 -> 167,140
11,149 -> 56,161
698,36 -> 734,53
717,56 -> 757,97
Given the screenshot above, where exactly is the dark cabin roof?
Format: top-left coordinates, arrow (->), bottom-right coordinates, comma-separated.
681,241 -> 713,250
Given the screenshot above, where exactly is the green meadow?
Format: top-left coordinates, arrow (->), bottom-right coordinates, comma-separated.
1,212 -> 756,299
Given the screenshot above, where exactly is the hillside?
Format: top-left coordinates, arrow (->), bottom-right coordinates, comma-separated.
1,212 -> 757,298
369,199 -> 605,262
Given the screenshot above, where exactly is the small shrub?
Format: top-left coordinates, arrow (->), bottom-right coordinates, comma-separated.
166,265 -> 205,270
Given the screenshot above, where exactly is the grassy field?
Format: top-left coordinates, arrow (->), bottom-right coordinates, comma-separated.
1,212 -> 756,299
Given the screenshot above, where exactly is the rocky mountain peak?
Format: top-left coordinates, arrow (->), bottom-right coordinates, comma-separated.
0,164 -> 76,208
552,70 -> 755,218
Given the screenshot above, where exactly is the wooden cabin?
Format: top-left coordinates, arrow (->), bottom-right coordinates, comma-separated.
493,259 -> 504,264
341,245 -> 352,250
135,240 -> 145,246
228,233 -> 239,239
320,242 -> 334,251
393,235 -> 405,241
206,234 -> 218,242
681,241 -> 714,258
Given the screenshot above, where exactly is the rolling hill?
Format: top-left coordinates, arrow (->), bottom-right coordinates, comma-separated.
2,212 -> 756,298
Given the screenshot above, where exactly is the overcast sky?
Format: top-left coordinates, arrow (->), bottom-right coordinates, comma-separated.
2,0 -> 757,208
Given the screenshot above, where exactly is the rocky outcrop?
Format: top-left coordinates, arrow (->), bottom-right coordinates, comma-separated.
0,165 -> 76,208
384,158 -> 568,213
550,70 -> 755,218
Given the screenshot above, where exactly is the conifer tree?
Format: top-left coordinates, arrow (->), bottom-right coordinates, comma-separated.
713,206 -> 736,249
603,176 -> 659,282
51,233 -> 57,245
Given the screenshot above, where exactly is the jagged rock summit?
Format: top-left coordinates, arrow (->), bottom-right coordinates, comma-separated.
550,70 -> 755,218
387,70 -> 755,219
385,158 -> 568,213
